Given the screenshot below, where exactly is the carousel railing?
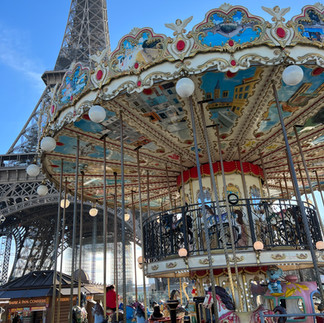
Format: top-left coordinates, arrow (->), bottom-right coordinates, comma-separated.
143,198 -> 322,263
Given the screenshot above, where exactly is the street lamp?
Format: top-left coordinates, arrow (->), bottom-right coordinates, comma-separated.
273,64 -> 324,309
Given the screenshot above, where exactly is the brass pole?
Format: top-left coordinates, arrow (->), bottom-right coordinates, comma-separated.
120,111 -> 127,323
103,138 -> 108,315
297,164 -> 307,200
165,164 -> 173,209
259,151 -> 270,197
113,172 -> 119,321
69,137 -> 79,321
216,124 -> 243,312
77,172 -> 84,306
131,190 -> 138,301
57,177 -> 68,321
136,148 -> 148,320
180,156 -> 186,206
314,170 -> 324,207
51,159 -> 63,323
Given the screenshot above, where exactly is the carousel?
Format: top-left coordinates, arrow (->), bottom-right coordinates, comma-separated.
35,3 -> 324,323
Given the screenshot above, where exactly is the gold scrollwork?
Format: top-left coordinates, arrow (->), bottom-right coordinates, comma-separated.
229,256 -> 244,263
151,265 -> 159,271
296,253 -> 308,260
271,254 -> 286,260
199,258 -> 214,265
166,262 -> 177,268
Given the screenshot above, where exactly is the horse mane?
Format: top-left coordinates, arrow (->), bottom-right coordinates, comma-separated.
213,286 -> 236,311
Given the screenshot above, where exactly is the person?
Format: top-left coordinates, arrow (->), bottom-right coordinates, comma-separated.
106,284 -> 117,312
92,301 -> 105,323
12,314 -> 21,323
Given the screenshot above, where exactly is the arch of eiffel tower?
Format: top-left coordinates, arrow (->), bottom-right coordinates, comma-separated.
0,0 -> 135,284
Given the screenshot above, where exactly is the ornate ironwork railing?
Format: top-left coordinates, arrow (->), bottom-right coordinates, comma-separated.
143,198 -> 322,263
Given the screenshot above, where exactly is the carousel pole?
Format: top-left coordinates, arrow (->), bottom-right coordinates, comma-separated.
237,145 -> 256,244
283,173 -> 290,199
272,81 -> 324,309
50,159 -> 63,323
166,164 -> 173,209
136,147 -> 148,320
180,156 -> 186,205
294,126 -> 324,232
131,190 -> 138,302
259,151 -> 271,198
120,111 -> 127,323
77,172 -> 84,306
279,179 -> 285,199
216,124 -> 244,312
179,85 -> 218,315
69,137 -> 79,320
57,177 -> 68,321
113,172 -> 119,321
314,170 -> 324,207
199,100 -> 234,316
297,164 -> 307,200
103,137 -> 108,315
91,214 -> 97,283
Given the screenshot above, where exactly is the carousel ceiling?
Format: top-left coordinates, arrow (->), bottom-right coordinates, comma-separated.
40,4 -> 324,209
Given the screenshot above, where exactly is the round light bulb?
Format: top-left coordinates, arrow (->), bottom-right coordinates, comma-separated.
282,65 -> 304,86
137,256 -> 143,264
253,241 -> 264,251
175,78 -> 195,98
89,207 -> 98,217
178,248 -> 188,258
40,137 -> 56,152
60,199 -> 70,208
124,213 -> 130,222
89,105 -> 106,123
37,184 -> 48,196
316,241 -> 324,250
26,164 -> 40,177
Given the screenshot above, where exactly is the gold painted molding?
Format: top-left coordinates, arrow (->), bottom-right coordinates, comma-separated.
271,254 -> 286,260
166,262 -> 177,268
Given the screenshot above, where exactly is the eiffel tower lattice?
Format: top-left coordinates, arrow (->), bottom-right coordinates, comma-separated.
0,0 -> 115,283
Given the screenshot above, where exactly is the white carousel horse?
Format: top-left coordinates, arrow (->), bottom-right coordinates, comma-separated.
203,286 -> 285,323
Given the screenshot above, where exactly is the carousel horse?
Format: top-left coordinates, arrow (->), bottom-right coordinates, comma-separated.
72,292 -> 88,323
203,286 -> 285,323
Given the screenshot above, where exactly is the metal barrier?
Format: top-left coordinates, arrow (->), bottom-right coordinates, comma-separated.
143,198 -> 322,263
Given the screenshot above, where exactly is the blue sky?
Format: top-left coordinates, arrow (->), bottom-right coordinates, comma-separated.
0,0 -> 316,154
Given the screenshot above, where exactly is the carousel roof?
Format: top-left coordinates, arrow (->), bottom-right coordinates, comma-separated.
40,4 -> 324,209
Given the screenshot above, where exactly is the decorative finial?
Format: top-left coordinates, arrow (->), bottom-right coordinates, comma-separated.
165,16 -> 193,36
262,6 -> 290,22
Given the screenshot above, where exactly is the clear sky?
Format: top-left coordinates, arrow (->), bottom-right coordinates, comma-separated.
0,0 -> 317,154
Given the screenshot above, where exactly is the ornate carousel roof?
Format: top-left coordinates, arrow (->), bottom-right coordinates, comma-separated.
40,4 -> 324,209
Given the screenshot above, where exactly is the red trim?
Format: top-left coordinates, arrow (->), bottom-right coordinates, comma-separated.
177,161 -> 264,186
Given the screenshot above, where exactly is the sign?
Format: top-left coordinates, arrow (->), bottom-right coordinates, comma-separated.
9,298 -> 48,306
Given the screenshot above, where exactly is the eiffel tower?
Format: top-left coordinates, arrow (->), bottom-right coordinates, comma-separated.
0,0 -> 132,284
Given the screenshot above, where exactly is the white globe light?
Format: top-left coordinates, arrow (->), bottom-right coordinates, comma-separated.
253,241 -> 264,251
60,199 -> 70,208
137,256 -> 143,264
89,105 -> 106,123
37,184 -> 48,196
282,65 -> 304,86
26,164 -> 40,177
178,248 -> 188,258
175,78 -> 195,98
41,137 -> 56,152
89,207 -> 98,217
316,241 -> 324,250
124,213 -> 130,222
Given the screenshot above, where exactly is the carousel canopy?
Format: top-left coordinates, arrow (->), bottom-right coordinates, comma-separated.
39,4 -> 324,209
